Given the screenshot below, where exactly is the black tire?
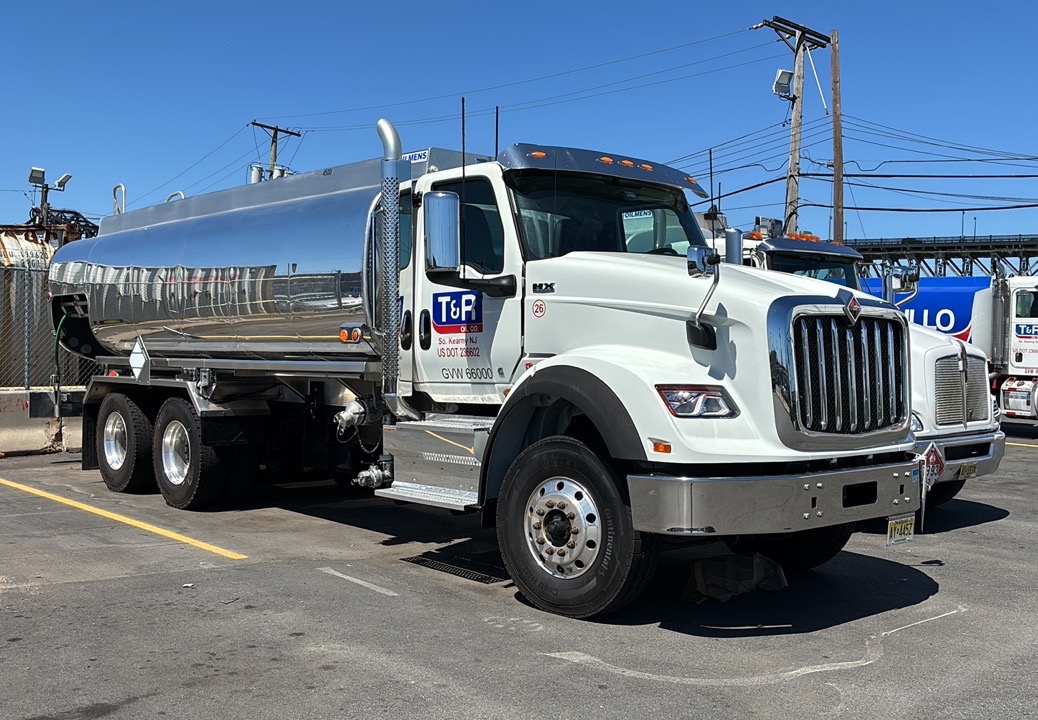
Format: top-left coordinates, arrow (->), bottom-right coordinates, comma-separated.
152,398 -> 225,510
496,435 -> 660,619
725,522 -> 855,572
96,393 -> 155,493
926,479 -> 966,508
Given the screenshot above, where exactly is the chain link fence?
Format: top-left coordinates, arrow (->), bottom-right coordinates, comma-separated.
1,266 -> 99,389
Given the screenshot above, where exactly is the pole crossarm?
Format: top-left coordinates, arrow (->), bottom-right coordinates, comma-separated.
251,121 -> 301,176
759,16 -> 830,49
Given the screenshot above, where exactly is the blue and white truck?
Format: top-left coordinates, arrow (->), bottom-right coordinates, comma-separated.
867,275 -> 1038,421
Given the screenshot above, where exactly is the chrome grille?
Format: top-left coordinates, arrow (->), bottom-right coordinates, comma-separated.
935,355 -> 990,425
792,315 -> 907,434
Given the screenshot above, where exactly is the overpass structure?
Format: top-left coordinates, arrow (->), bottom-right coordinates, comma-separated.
845,234 -> 1038,278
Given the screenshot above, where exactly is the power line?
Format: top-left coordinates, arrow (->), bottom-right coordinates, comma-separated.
673,117 -> 830,169
129,125 -> 250,207
668,117 -> 825,165
844,114 -> 1038,160
843,133 -> 1038,170
667,120 -> 784,164
299,50 -> 788,132
803,172 -> 1038,179
679,121 -> 832,174
258,28 -> 751,121
801,200 -> 1038,212
807,174 -> 1038,205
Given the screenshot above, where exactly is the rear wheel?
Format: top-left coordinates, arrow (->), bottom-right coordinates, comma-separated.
96,393 -> 155,493
496,435 -> 659,618
725,522 -> 855,572
152,398 -> 225,510
926,479 -> 966,507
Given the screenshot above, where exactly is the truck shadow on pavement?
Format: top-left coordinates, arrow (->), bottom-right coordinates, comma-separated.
235,481 -> 955,636
602,549 -> 940,637
1001,419 -> 1038,439
855,499 -> 1008,535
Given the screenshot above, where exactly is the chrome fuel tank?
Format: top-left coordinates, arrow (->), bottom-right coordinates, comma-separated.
51,151 -> 476,362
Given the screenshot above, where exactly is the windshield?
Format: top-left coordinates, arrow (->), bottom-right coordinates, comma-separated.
505,170 -> 707,260
766,252 -> 861,290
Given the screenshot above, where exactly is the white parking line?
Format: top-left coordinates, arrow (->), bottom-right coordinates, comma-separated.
546,642 -> 882,687
880,606 -> 966,637
317,566 -> 399,597
546,606 -> 966,687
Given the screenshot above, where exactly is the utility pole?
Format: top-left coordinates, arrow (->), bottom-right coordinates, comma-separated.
758,17 -> 829,235
251,121 -> 301,178
830,29 -> 844,244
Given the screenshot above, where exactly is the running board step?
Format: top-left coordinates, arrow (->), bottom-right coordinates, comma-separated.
375,482 -> 479,511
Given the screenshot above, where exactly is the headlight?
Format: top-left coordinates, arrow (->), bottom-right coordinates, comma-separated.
910,412 -> 924,433
656,385 -> 739,418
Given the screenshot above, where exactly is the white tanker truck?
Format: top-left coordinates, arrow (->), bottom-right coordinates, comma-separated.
49,119 -> 922,617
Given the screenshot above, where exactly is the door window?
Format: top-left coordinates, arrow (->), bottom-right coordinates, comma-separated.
431,178 -> 504,274
1016,290 -> 1038,319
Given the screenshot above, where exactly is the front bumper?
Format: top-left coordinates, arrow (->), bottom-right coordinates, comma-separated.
627,458 -> 921,536
915,429 -> 1006,485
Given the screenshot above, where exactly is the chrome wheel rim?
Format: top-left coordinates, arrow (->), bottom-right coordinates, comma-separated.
161,420 -> 190,486
523,475 -> 602,579
102,412 -> 127,471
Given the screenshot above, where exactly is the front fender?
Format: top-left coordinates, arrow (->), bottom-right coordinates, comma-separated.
480,353 -> 669,509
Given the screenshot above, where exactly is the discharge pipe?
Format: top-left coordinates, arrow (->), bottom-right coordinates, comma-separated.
724,228 -> 742,265
377,118 -> 420,421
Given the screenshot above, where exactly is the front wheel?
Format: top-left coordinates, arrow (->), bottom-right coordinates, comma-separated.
496,435 -> 659,618
725,522 -> 855,572
152,398 -> 226,510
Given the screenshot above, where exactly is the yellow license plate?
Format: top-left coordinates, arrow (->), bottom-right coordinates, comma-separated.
886,513 -> 915,546
958,462 -> 978,481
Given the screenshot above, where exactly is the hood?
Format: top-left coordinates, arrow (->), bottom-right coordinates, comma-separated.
526,253 -> 867,320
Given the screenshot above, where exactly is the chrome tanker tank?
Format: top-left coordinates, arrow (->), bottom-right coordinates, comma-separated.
49,149 -> 473,362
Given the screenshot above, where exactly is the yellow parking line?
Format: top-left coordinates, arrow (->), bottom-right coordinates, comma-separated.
0,477 -> 247,560
1007,441 -> 1038,449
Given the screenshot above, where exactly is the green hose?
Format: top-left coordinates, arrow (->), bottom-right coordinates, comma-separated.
53,313 -> 69,384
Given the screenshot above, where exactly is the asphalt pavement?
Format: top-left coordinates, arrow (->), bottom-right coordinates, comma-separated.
2,425 -> 1036,720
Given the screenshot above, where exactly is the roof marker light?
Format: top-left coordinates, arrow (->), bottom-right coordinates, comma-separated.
598,156 -> 614,164
530,151 -> 548,159
639,164 -> 653,171
620,159 -> 635,167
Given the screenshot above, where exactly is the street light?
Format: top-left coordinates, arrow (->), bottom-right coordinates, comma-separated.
772,68 -> 794,101
27,167 -> 72,226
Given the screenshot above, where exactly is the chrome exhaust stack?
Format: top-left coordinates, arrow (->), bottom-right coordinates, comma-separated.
377,118 -> 420,420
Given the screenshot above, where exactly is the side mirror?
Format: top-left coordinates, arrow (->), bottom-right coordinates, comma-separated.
424,191 -> 460,273
687,246 -> 719,277
883,266 -> 919,307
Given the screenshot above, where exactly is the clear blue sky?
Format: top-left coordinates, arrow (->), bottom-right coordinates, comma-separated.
4,1 -> 1037,241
